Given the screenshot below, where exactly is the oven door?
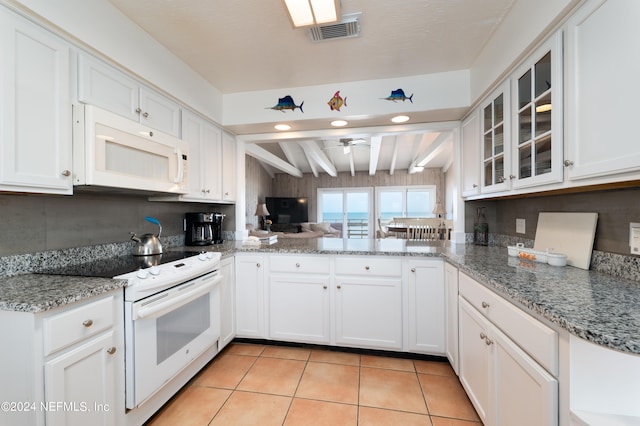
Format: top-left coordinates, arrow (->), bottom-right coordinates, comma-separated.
125,270 -> 221,409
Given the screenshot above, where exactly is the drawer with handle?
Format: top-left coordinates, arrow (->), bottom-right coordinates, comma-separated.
43,295 -> 114,356
335,256 -> 402,277
269,254 -> 330,274
459,272 -> 558,375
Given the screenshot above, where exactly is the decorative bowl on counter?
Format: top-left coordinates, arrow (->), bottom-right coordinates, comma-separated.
507,243 -> 566,266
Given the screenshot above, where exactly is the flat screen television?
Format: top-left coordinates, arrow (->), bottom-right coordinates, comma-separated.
266,197 -> 309,224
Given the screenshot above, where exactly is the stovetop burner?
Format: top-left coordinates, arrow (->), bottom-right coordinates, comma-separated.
39,250 -> 204,278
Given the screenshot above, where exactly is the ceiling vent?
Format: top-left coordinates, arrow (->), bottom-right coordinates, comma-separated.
308,13 -> 361,42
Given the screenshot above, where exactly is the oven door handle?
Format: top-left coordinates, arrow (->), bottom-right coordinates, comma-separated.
133,274 -> 222,320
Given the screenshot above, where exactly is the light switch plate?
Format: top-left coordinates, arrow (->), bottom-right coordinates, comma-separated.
630,222 -> 640,254
516,218 -> 525,234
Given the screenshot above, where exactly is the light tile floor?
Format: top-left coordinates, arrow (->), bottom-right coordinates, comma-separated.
146,342 -> 482,425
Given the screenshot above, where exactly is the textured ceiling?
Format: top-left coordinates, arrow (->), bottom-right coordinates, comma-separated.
108,0 -> 516,94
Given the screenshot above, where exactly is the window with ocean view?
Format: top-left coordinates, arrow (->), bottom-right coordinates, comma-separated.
318,185 -> 436,239
376,186 -> 436,226
318,188 -> 372,239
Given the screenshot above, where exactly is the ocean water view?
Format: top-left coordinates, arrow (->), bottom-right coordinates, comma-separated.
321,212 -> 430,222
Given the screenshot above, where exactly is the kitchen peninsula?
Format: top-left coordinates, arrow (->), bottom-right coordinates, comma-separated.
1,239 -> 639,425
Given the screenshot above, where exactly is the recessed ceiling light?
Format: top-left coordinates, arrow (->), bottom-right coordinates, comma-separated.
274,124 -> 291,131
331,120 -> 348,127
391,115 -> 410,123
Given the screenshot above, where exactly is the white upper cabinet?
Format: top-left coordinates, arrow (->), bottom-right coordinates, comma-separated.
511,31 -> 564,189
480,82 -> 511,193
181,109 -> 222,201
0,6 -> 73,194
221,132 -> 236,202
78,54 -> 181,137
565,0 -> 640,181
461,109 -> 481,197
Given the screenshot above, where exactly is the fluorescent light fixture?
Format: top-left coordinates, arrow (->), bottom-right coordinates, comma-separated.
274,124 -> 291,131
283,0 -> 340,27
410,166 -> 425,173
536,103 -> 552,113
331,120 -> 348,127
391,115 -> 410,123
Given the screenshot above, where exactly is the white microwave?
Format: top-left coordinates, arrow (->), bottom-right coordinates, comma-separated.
73,105 -> 189,194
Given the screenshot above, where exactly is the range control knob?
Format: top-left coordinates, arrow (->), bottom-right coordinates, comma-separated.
149,266 -> 161,276
136,269 -> 149,279
198,252 -> 208,261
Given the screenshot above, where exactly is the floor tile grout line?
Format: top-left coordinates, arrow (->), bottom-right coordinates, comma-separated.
206,344 -> 264,424
162,343 -> 479,425
281,352 -> 311,425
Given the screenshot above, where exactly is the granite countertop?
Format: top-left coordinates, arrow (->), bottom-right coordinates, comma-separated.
1,238 -> 638,355
200,239 -> 640,355
0,274 -> 125,313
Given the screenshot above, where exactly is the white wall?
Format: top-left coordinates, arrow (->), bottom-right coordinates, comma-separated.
6,0 -> 223,123
223,70 -> 470,128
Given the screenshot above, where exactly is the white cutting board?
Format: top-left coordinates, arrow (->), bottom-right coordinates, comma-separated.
533,212 -> 598,270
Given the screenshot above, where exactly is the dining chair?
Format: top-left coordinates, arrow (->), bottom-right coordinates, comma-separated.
405,218 -> 437,240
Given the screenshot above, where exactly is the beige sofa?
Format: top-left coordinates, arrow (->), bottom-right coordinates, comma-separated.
247,222 -> 342,239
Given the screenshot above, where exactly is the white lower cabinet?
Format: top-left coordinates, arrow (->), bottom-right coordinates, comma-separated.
269,275 -> 330,344
219,257 -> 235,349
234,254 -> 265,338
268,255 -> 330,343
234,253 -> 449,354
444,262 -> 459,373
0,291 -> 124,426
459,279 -> 558,426
459,298 -> 492,423
335,256 -> 403,350
406,258 -> 445,355
44,331 -> 117,426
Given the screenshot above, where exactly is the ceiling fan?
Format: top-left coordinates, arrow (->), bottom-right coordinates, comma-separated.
322,138 -> 369,154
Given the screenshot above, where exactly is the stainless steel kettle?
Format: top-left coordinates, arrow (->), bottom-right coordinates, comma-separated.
130,216 -> 163,256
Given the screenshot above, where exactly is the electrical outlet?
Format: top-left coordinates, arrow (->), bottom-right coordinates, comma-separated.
516,218 -> 525,234
630,222 -> 640,254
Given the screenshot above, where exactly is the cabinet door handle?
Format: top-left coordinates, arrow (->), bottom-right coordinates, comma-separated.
365,266 -> 370,271
410,268 -> 416,272
509,174 -> 516,180
82,319 -> 93,327
323,285 -> 327,289
256,263 -> 261,268
135,107 -> 142,113
106,347 -> 117,355
337,285 -> 341,289
485,337 -> 493,346
61,169 -> 71,177
479,332 -> 487,340
564,160 -> 574,167
295,263 -> 300,268
472,184 -> 478,188
481,301 -> 490,309
142,112 -> 149,118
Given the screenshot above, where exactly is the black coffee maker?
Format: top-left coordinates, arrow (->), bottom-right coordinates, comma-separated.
184,212 -> 225,245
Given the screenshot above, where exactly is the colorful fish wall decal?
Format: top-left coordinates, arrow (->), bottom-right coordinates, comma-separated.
327,91 -> 347,111
382,88 -> 413,103
267,95 -> 304,112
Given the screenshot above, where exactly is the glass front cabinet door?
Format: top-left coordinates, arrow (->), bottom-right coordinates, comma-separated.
480,82 -> 511,194
511,31 -> 564,189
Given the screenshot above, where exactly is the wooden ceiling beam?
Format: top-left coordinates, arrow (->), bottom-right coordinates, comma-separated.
245,143 -> 303,177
